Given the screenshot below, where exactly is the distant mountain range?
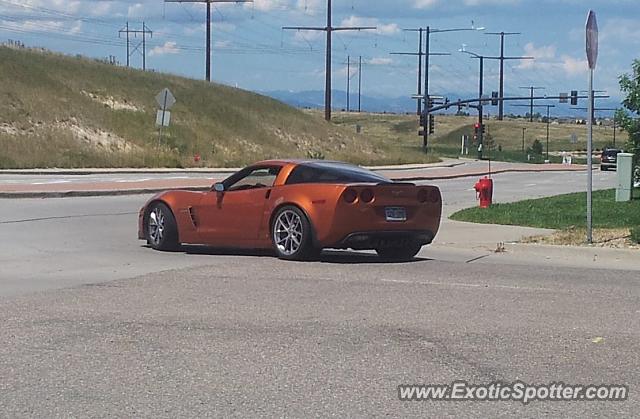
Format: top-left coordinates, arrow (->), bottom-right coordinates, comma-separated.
260,89 -> 623,118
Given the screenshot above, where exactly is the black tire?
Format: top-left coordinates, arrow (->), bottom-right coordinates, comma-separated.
376,244 -> 422,262
600,165 -> 607,171
271,205 -> 317,261
145,202 -> 180,251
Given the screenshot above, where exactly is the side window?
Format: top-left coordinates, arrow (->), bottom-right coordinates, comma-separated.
227,166 -> 281,192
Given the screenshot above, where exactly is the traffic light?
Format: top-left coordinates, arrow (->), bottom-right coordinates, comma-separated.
570,90 -> 578,106
474,122 -> 480,134
428,115 -> 435,134
481,124 -> 486,134
491,92 -> 499,106
419,113 -> 426,128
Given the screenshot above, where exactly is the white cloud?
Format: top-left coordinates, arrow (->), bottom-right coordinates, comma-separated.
368,57 -> 393,66
560,55 -> 588,76
516,42 -> 587,78
149,41 -> 179,56
413,0 -> 438,8
214,40 -> 232,49
340,16 -> 399,36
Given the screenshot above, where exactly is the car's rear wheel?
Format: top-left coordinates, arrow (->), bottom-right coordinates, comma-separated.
271,206 -> 316,261
600,165 -> 607,171
146,202 -> 179,251
376,244 -> 422,261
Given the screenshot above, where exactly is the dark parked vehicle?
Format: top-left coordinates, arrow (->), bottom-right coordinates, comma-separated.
600,148 -> 622,171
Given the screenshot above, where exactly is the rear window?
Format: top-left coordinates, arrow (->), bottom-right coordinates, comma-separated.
603,149 -> 620,157
285,162 -> 389,185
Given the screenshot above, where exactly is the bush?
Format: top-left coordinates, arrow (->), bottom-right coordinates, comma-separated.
631,226 -> 640,244
531,139 -> 544,155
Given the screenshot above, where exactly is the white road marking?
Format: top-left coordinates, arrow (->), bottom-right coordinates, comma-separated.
380,278 -> 554,292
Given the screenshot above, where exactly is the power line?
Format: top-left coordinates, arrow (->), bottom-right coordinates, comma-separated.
283,0 -> 375,121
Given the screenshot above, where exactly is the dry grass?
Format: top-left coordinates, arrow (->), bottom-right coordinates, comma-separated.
523,227 -> 639,249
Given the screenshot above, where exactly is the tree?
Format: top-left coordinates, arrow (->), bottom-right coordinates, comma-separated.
617,59 -> 640,181
530,139 -> 544,155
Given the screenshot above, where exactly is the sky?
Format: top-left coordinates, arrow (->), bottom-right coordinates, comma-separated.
0,0 -> 637,112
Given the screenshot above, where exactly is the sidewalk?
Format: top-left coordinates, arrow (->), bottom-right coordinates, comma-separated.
0,160 -> 590,198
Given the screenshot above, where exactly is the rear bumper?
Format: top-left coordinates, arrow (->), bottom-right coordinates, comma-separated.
331,230 -> 435,250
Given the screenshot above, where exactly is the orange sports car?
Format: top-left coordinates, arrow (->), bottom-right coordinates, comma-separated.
138,160 -> 442,261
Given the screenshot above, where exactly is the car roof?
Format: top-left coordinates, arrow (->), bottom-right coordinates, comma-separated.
254,159 -> 358,168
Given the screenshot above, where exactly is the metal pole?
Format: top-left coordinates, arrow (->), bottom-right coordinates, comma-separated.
206,1 -> 211,81
346,55 -> 350,112
142,21 -> 146,71
613,118 -> 616,147
498,32 -> 505,120
417,28 -> 423,115
358,56 -> 362,112
478,56 -> 484,157
126,22 -> 130,67
546,106 -> 550,161
522,127 -> 526,152
587,71 -> 594,243
423,26 -> 430,152
324,0 -> 332,121
529,87 -> 534,122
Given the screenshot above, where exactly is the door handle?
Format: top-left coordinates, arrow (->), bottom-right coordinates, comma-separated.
265,189 -> 271,199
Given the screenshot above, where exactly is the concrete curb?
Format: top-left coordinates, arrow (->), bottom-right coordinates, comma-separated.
0,167 -> 591,199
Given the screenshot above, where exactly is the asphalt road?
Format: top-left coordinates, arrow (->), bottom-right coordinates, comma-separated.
0,170 -> 618,297
1,169 -> 637,417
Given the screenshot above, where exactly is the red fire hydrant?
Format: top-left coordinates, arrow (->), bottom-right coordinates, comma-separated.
474,176 -> 493,208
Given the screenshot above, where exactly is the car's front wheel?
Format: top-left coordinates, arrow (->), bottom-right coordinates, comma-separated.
376,244 -> 422,261
271,206 -> 316,261
146,202 -> 179,251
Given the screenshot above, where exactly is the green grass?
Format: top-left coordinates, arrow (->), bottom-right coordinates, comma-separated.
450,189 -> 640,229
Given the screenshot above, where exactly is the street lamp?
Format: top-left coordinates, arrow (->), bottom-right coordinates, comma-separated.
418,25 -> 484,153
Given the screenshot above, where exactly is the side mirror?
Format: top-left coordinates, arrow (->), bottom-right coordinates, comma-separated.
213,183 -> 225,193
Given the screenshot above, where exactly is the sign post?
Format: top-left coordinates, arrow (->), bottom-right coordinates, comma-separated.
586,10 -> 598,244
155,88 -> 176,158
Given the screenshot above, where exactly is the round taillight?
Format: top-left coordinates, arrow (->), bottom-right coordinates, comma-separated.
343,188 -> 358,203
429,189 -> 441,203
417,189 -> 429,203
360,189 -> 374,203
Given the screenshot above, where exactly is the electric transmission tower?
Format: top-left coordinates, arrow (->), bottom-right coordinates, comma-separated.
119,22 -> 153,70
283,0 -> 375,121
164,0 -> 253,82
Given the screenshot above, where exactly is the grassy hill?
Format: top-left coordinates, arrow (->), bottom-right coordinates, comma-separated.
332,110 -> 625,164
0,46 -> 439,168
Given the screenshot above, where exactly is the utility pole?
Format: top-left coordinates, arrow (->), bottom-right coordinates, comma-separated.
165,0 -> 253,82
519,86 -> 545,122
119,22 -> 130,67
486,31 -> 533,120
358,55 -> 362,113
390,28 -> 425,115
346,55 -> 350,112
416,26 -> 483,153
119,22 -> 152,70
283,0 -> 375,121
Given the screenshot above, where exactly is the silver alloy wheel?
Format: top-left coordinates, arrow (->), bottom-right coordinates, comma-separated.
148,207 -> 165,246
274,209 -> 303,256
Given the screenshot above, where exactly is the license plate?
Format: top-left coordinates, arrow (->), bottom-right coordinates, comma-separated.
385,207 -> 407,222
